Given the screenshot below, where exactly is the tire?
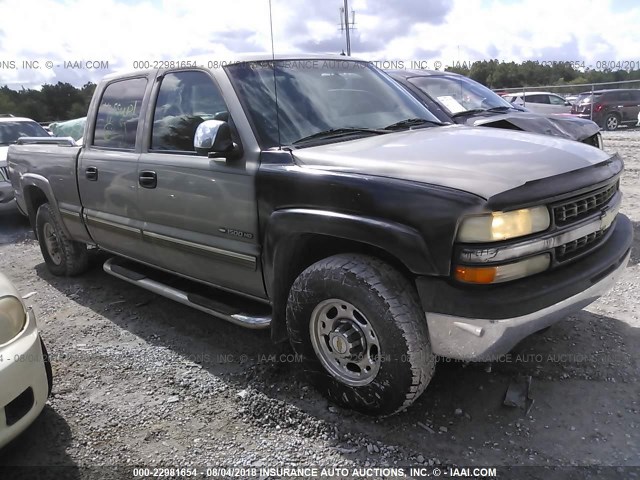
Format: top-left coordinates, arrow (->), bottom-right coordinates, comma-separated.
604,113 -> 620,131
286,254 -> 435,416
35,203 -> 89,276
39,336 -> 53,397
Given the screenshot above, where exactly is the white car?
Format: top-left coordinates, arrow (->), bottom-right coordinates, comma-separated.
0,273 -> 51,449
504,91 -> 573,115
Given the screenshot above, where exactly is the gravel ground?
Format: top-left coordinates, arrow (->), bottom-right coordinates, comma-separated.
0,129 -> 639,480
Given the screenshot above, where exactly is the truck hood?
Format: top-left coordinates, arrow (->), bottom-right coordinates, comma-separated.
291,125 -> 612,199
461,111 -> 600,141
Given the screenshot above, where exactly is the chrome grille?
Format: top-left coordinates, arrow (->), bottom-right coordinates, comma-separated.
553,182 -> 617,226
556,230 -> 605,261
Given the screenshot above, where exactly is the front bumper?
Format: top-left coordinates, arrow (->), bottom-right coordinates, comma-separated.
0,309 -> 49,449
416,214 -> 632,361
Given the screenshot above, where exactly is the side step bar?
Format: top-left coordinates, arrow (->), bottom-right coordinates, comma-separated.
103,257 -> 271,329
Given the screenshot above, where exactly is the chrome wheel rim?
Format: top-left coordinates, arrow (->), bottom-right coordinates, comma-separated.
309,299 -> 381,386
43,222 -> 63,265
607,116 -> 618,130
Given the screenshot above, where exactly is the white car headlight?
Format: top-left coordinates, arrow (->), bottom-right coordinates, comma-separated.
0,296 -> 27,344
457,206 -> 550,243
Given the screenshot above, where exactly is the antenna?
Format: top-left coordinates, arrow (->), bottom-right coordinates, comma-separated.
339,0 -> 356,55
269,0 -> 282,149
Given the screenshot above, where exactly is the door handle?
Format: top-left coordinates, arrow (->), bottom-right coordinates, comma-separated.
139,170 -> 157,189
85,166 -> 98,181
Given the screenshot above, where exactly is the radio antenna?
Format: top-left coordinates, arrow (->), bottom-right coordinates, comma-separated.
269,0 -> 282,149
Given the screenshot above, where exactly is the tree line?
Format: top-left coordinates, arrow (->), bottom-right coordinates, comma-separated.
446,60 -> 640,91
2,61 -> 640,122
0,82 -> 96,123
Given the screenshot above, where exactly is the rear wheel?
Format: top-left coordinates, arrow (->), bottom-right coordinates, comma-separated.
36,203 -> 89,276
286,254 -> 435,415
604,113 -> 620,131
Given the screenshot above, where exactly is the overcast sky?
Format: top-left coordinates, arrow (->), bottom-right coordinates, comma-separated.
0,0 -> 639,89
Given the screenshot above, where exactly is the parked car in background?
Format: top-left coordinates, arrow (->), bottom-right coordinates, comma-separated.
0,273 -> 52,449
389,70 -> 603,148
571,89 -> 640,131
564,94 -> 580,104
0,117 -> 50,213
502,91 -> 573,114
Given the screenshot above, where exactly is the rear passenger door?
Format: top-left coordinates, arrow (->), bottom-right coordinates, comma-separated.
137,69 -> 265,299
616,91 -> 639,122
630,91 -> 640,122
78,75 -> 156,263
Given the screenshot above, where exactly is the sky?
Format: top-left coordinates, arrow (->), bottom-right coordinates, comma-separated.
0,0 -> 639,89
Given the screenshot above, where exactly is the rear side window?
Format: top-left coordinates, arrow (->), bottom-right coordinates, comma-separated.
151,71 -> 228,152
524,94 -> 549,104
93,78 -> 147,149
617,91 -> 632,101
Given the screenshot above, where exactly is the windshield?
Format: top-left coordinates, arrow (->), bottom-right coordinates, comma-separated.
225,60 -> 440,148
408,75 -> 513,115
0,120 -> 49,145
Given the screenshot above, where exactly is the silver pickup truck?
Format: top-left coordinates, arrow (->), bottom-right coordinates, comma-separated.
7,55 -> 633,415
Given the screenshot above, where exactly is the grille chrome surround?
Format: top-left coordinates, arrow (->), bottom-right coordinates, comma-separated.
553,182 -> 618,226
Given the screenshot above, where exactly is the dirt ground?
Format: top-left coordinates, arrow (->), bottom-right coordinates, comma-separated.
0,130 -> 638,480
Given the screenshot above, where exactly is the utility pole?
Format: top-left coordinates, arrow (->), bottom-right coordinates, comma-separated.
339,0 -> 355,56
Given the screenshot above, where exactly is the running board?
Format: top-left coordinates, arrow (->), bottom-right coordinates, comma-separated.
103,257 -> 271,329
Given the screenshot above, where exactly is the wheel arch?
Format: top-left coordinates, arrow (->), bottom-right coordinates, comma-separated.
263,208 -> 434,342
20,175 -> 71,239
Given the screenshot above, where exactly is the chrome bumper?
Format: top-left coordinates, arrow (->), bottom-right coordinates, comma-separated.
425,250 -> 630,361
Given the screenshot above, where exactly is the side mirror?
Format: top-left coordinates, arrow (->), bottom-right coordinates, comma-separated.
194,120 -> 241,161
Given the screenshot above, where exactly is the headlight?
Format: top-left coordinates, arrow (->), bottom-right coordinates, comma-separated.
457,206 -> 550,243
454,254 -> 550,284
0,296 -> 27,344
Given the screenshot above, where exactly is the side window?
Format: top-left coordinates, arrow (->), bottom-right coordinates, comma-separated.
548,95 -> 566,105
93,78 -> 147,149
526,94 -> 549,104
151,71 -> 229,152
617,91 -> 631,101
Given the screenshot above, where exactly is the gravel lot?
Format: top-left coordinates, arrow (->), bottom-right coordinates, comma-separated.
1,130 -> 639,479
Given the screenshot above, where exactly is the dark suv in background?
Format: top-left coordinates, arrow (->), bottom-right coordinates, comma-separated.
571,89 -> 640,130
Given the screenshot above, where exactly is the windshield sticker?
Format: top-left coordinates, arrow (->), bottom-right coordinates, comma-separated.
437,96 -> 466,113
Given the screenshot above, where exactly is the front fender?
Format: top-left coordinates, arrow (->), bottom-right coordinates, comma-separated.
263,208 -> 435,296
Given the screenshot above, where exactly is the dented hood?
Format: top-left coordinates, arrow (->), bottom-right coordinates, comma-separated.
462,111 -> 600,141
291,125 -> 612,199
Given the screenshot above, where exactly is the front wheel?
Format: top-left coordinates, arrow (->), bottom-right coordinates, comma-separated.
286,254 -> 435,415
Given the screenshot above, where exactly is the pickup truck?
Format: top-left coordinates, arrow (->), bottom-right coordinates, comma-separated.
7,55 -> 633,415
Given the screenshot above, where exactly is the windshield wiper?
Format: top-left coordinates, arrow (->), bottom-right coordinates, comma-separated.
383,118 -> 443,130
450,109 -> 487,118
291,128 -> 388,145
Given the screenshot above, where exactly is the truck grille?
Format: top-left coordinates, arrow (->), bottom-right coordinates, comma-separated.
556,230 -> 605,262
553,182 -> 617,226
0,166 -> 8,180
